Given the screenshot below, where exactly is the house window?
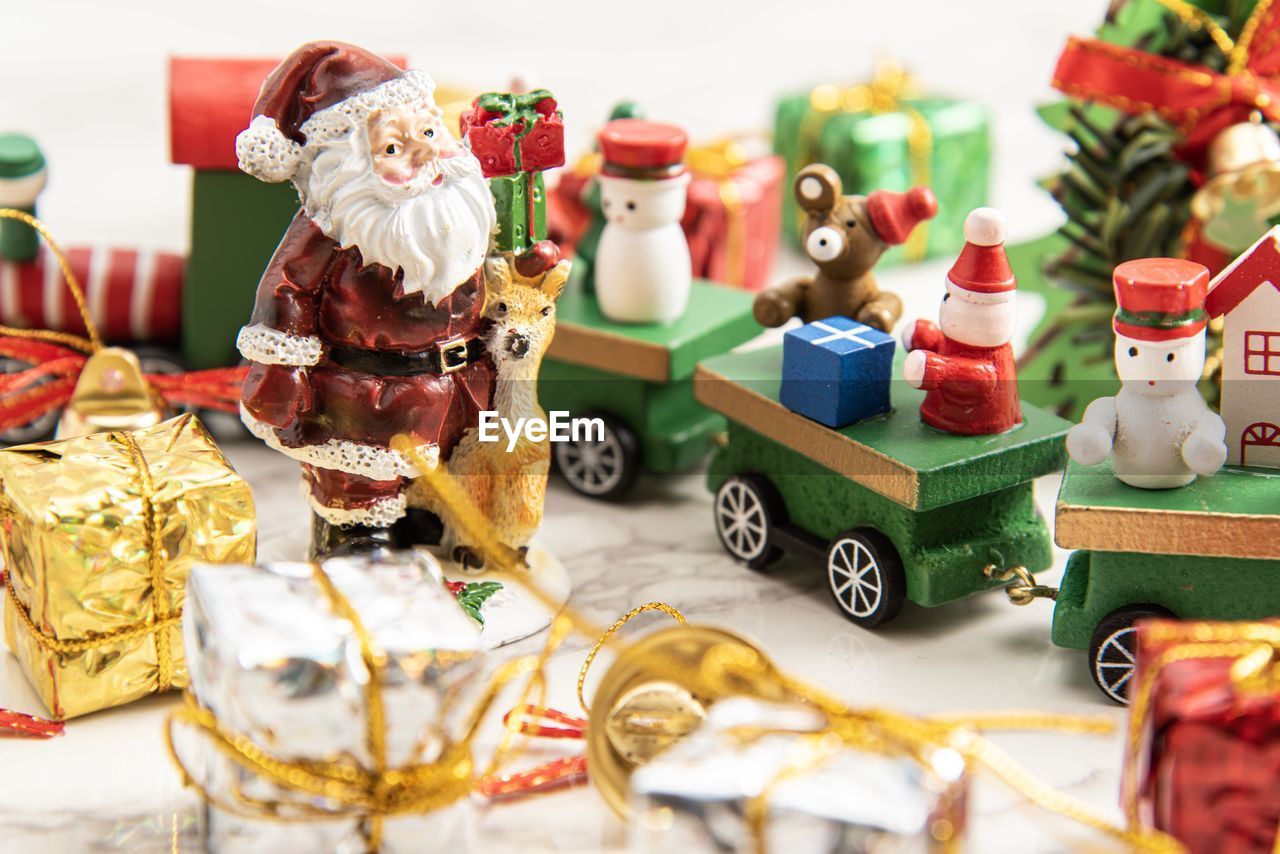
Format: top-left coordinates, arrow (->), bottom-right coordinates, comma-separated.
1244,331 -> 1280,375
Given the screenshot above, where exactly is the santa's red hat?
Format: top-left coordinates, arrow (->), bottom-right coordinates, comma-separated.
947,208 -> 1015,299
867,187 -> 938,245
1112,258 -> 1209,341
236,41 -> 436,184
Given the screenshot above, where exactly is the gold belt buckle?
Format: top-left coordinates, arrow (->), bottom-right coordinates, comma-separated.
437,337 -> 469,374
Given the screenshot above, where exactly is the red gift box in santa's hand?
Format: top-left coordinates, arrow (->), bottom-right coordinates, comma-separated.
459,91 -> 565,178
1124,619 -> 1280,854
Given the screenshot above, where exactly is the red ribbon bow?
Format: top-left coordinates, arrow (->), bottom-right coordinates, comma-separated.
1052,6 -> 1280,168
0,336 -> 247,436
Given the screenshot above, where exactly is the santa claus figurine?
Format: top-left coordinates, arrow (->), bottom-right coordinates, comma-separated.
901,208 -> 1022,435
233,41 -> 497,557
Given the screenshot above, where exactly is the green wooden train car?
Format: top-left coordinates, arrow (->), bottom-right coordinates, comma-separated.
538,275 -> 758,500
695,345 -> 1071,627
1049,460 -> 1280,703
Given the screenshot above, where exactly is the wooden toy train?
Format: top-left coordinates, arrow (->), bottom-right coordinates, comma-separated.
5,58 -> 1277,710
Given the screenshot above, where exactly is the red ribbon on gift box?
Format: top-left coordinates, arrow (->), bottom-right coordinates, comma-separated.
1051,0 -> 1280,170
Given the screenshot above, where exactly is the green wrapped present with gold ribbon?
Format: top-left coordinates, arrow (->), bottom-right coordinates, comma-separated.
774,63 -> 990,266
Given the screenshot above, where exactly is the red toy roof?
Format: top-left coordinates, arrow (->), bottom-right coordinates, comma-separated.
168,54 -> 406,171
1206,226 -> 1280,318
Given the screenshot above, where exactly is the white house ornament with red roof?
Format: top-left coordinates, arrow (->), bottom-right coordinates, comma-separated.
1207,225 -> 1280,469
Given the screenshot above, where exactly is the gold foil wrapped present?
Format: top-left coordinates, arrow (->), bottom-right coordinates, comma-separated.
0,414 -> 255,719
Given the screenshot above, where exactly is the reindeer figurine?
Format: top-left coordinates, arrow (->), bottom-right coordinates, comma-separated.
411,242 -> 568,568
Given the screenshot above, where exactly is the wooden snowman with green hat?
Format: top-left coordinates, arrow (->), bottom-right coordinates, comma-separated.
1067,258 -> 1227,489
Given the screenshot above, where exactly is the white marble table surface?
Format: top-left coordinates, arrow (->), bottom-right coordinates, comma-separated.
0,420 -> 1137,854
0,1 -> 1138,848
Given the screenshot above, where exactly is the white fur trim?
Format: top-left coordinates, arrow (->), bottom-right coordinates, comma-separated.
945,279 -> 1015,305
241,405 -> 439,479
302,481 -> 408,527
236,323 -> 324,367
297,70 -> 437,147
236,115 -> 305,184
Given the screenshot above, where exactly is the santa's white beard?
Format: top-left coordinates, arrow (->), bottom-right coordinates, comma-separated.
297,137 -> 496,305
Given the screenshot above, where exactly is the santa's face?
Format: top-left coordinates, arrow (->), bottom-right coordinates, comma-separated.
1114,330 -> 1205,395
296,103 -> 496,305
938,281 -> 1016,348
366,104 -> 459,188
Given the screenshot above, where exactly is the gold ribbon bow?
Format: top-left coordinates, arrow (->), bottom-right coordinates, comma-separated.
797,61 -> 934,261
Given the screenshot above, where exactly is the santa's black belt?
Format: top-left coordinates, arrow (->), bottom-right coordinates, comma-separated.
326,337 -> 484,376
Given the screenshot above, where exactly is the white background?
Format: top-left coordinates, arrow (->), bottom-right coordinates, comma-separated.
3,0 -> 1099,254
0,2 -> 1154,852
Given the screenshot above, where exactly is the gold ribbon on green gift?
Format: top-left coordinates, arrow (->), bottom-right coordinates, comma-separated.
796,61 -> 934,262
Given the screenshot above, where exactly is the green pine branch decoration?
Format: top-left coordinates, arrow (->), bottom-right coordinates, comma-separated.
456,581 -> 503,626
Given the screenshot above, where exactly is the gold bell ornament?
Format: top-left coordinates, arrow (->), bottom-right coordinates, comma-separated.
56,347 -> 168,438
1191,115 -> 1280,253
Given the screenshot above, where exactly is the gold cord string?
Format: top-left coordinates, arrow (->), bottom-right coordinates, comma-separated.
316,436 -> 1181,849
577,602 -> 686,714
117,430 -> 173,691
0,209 -> 101,352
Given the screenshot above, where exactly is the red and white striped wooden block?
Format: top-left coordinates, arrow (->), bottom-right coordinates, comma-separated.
0,245 -> 184,344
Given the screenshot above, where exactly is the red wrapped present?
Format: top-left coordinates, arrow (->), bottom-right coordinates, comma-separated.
683,138 -> 784,291
1124,619 -> 1280,854
459,90 -> 565,178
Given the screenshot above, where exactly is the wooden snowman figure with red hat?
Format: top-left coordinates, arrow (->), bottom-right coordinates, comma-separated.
594,119 -> 692,324
901,208 -> 1022,435
232,41 -> 499,557
1067,259 -> 1227,488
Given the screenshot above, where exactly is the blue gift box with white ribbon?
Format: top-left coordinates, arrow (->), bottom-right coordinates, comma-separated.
780,316 -> 895,428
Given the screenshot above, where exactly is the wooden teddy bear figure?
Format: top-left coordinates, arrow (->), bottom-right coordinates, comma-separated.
753,164 -> 938,333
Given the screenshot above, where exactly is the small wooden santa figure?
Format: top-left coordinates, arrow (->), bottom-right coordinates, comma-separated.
901,208 -> 1021,435
1067,258 -> 1227,488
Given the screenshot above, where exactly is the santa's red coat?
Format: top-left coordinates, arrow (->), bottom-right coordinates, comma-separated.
239,211 -> 493,464
906,319 -> 1021,435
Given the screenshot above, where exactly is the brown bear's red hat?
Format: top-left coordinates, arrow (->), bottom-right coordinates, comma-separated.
866,186 -> 938,245
235,40 -> 436,184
